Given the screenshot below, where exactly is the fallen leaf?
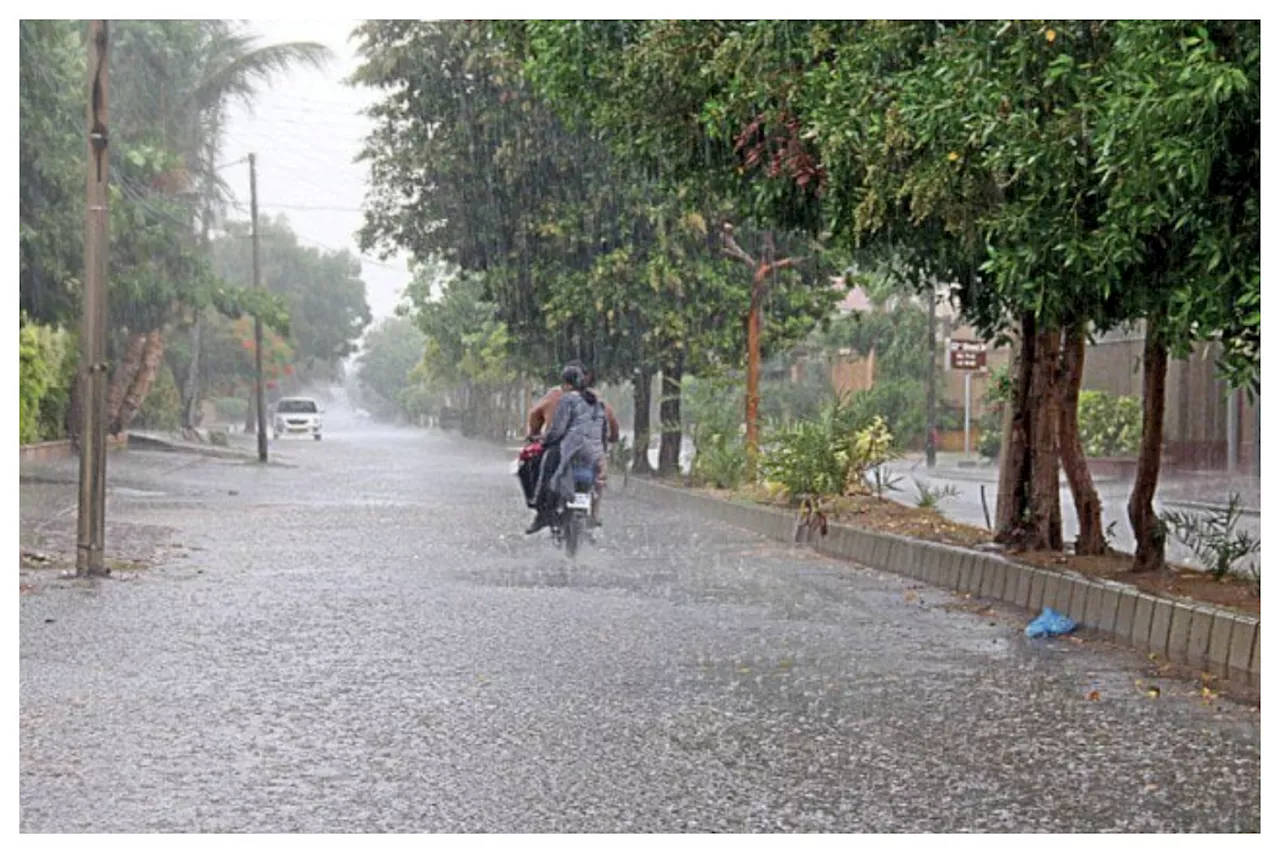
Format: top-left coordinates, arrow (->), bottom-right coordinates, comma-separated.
1146,686 -> 1161,699
1086,690 -> 1100,701
1144,782 -> 1159,793
905,591 -> 918,603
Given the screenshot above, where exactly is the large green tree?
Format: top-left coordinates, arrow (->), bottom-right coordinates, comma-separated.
203,215 -> 372,406
19,21 -> 85,328
353,20 -> 834,474
1087,21 -> 1259,571
355,315 -> 427,420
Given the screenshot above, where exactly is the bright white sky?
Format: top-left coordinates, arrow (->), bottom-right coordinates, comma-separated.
219,19 -> 411,322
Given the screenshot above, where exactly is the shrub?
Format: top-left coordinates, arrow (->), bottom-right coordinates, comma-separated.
977,364 -> 1012,461
19,319 -> 74,444
914,478 -> 960,509
686,375 -> 749,489
846,379 -> 926,449
1161,494 -> 1260,583
760,394 -> 899,500
853,416 -> 903,497
1077,390 -> 1142,457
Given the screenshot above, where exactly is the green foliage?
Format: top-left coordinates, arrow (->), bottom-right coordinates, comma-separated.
1077,390 -> 1142,457
19,319 -> 74,444
759,395 -> 899,499
212,396 -> 248,424
685,375 -> 747,489
1089,22 -> 1259,392
974,362 -> 1011,460
846,379 -> 927,449
816,300 -> 931,384
353,21 -> 836,397
854,416 -> 903,498
915,479 -> 960,509
1161,495 -> 1260,582
212,216 -> 369,376
977,423 -> 1002,462
20,21 -> 329,429
19,21 -> 84,328
760,415 -> 848,499
985,363 -> 1013,406
135,363 -> 182,431
355,315 -> 428,419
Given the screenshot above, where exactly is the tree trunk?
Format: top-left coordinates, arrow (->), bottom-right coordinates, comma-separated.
1129,323 -> 1169,573
996,313 -> 1035,538
1026,327 -> 1064,551
996,314 -> 1063,551
113,329 -> 165,434
744,281 -> 763,472
1059,323 -> 1107,555
632,368 -> 655,475
181,312 -> 203,430
106,331 -> 147,428
658,353 -> 684,476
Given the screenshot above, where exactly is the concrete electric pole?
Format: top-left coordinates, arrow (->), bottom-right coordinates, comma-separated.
249,153 -> 268,463
76,20 -> 110,577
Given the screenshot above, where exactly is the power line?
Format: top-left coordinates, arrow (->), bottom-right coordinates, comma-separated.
226,195 -> 365,214
293,234 -> 406,272
265,202 -> 367,213
220,194 -> 405,273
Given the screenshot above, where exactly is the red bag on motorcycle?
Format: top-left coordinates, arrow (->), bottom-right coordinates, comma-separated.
516,442 -> 543,507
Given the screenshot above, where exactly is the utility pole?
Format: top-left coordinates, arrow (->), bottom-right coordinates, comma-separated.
925,281 -> 938,469
76,20 -> 110,577
249,153 -> 268,463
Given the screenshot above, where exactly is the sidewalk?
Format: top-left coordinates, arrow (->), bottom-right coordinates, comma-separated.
896,453 -> 1259,514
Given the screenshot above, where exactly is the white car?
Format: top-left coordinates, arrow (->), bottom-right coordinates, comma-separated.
272,397 -> 324,440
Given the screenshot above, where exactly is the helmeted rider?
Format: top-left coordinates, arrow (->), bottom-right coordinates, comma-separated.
526,364 -> 609,535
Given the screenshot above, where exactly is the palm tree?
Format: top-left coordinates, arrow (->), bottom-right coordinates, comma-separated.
104,21 -> 333,434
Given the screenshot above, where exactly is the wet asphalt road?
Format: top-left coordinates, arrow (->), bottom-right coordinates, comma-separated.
20,422 -> 1260,832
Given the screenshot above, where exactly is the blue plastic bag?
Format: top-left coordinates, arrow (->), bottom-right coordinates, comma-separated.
1025,607 -> 1077,639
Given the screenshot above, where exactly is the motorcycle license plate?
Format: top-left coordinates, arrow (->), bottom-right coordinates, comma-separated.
567,493 -> 592,510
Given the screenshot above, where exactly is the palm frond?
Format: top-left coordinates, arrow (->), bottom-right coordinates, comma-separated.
193,37 -> 334,113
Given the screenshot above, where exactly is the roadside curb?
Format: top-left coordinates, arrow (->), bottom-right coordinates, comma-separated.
19,434 -> 128,464
127,432 -> 285,463
623,477 -> 1260,688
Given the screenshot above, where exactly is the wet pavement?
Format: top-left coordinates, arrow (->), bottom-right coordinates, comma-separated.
885,455 -> 1262,575
20,420 -> 1260,832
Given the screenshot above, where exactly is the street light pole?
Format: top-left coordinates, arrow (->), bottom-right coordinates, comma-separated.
76,20 -> 110,577
249,153 -> 268,463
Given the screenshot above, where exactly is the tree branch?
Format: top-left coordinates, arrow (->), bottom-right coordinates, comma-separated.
720,228 -> 757,269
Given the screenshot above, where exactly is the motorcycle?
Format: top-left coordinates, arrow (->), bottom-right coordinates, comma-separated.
516,439 -> 597,558
551,463 -> 597,557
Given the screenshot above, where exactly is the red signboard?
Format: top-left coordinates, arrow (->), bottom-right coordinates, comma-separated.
948,339 -> 987,371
